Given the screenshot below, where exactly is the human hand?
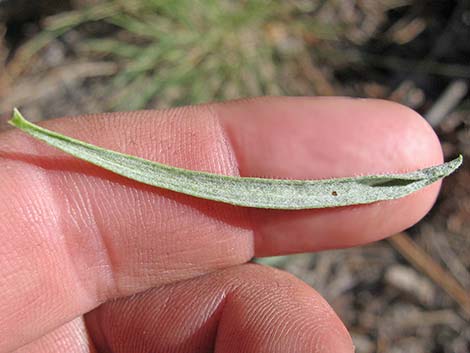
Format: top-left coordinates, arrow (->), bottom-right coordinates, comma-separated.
0,97 -> 443,353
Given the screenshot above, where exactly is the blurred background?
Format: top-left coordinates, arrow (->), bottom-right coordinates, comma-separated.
0,0 -> 469,352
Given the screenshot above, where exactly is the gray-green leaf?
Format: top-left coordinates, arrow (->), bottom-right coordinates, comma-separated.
9,109 -> 462,210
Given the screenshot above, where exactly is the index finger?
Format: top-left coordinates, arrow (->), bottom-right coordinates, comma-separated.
217,97 -> 443,255
0,97 -> 442,351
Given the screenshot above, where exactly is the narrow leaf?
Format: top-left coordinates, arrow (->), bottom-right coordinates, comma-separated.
9,109 -> 462,210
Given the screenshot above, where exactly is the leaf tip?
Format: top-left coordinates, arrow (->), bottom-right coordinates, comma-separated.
453,154 -> 464,170
442,154 -> 463,178
9,108 -> 27,128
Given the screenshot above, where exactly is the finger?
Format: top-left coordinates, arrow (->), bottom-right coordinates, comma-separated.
14,318 -> 97,353
0,97 -> 441,351
85,263 -> 353,353
216,97 -> 443,255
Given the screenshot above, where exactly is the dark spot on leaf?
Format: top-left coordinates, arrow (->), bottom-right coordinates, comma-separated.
332,191 -> 338,196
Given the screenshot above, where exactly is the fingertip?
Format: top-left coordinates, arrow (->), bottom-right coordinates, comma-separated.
215,96 -> 446,255
361,98 -> 443,167
213,264 -> 355,353
86,264 -> 354,353
217,96 -> 444,178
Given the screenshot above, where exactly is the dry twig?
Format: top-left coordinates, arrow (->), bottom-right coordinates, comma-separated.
389,232 -> 470,317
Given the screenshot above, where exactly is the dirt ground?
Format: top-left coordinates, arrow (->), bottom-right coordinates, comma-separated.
1,1 -> 469,352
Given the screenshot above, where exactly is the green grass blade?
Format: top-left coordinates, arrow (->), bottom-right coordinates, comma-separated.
9,109 -> 462,210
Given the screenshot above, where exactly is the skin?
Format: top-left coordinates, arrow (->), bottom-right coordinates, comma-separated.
0,97 -> 443,353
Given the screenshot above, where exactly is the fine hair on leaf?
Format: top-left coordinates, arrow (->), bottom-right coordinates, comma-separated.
9,109 -> 462,210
